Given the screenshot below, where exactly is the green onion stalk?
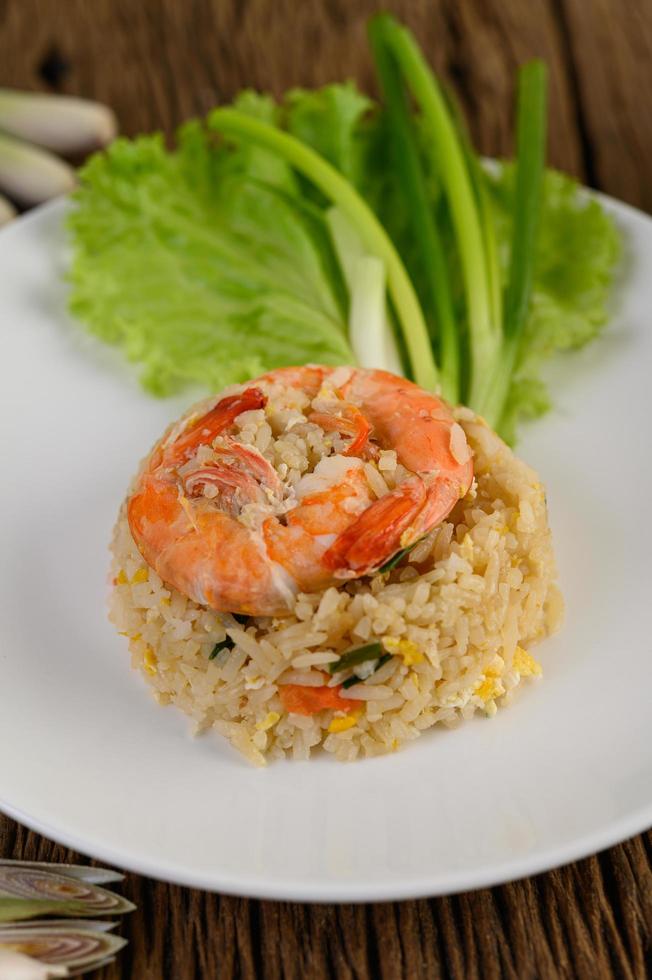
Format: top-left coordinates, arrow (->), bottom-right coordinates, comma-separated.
482,60 -> 548,428
368,16 -> 460,402
369,14 -> 501,409
209,108 -> 440,393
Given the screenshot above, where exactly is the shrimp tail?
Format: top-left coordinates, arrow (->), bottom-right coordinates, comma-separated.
322,476 -> 427,576
166,387 -> 267,466
308,406 -> 373,458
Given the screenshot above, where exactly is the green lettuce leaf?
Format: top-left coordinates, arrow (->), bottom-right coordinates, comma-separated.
69,72 -> 620,442
488,165 -> 621,441
68,111 -> 352,396
284,87 -> 452,360
285,82 -> 373,187
286,84 -> 620,439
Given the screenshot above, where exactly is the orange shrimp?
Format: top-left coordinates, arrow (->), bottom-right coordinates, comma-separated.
308,404 -> 373,457
127,366 -> 473,616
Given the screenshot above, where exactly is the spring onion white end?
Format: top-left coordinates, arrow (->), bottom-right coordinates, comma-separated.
349,256 -> 402,373
327,207 -> 403,374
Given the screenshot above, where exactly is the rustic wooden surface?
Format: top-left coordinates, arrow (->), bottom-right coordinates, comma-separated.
0,0 -> 651,977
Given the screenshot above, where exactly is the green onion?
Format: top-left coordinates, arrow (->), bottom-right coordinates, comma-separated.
483,61 -> 548,427
504,61 -> 548,344
378,541 -> 418,574
328,641 -> 384,675
209,637 -> 234,660
209,108 -> 439,391
342,653 -> 392,688
327,207 -> 403,374
442,86 -> 504,342
369,14 -> 500,407
369,15 -> 459,401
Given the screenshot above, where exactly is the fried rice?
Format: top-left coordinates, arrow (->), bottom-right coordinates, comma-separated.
109,387 -> 562,766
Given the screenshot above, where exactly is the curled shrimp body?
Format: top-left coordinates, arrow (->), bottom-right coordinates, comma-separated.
127,366 -> 473,616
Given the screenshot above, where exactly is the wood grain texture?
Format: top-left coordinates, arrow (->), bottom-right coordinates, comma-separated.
0,1 -> 651,977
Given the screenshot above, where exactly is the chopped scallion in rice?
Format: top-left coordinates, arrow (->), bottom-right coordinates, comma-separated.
110,407 -> 562,765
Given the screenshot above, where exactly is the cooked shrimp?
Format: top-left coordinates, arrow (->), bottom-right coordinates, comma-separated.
127,366 -> 473,616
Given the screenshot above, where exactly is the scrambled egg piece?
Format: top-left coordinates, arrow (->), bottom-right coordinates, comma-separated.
143,646 -> 158,675
474,659 -> 505,704
328,712 -> 360,734
460,534 -> 474,561
120,631 -> 142,642
382,636 -> 424,666
131,567 -> 149,584
513,646 -> 543,677
474,676 -> 503,702
256,711 -> 280,732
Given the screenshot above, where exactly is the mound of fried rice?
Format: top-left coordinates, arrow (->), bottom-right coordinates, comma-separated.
109,386 -> 562,766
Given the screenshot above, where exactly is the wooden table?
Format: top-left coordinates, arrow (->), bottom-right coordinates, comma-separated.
1,1 -> 650,976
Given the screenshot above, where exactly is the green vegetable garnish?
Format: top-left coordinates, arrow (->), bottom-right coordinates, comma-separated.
480,60 -> 548,426
209,108 -> 438,391
378,542 -> 418,574
68,15 -> 620,442
486,165 -> 620,442
209,637 -> 234,660
368,16 -> 459,401
69,114 -> 353,396
328,641 -> 384,675
368,14 -> 499,407
342,653 -> 392,689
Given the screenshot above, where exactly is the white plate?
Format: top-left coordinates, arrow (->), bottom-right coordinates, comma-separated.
0,197 -> 651,902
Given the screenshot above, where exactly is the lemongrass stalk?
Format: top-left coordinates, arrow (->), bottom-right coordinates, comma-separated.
210,108 -> 439,391
0,949 -> 67,979
0,132 -> 76,206
0,923 -> 126,973
0,862 -> 123,886
0,864 -> 135,922
0,90 -> 117,155
1,919 -> 118,932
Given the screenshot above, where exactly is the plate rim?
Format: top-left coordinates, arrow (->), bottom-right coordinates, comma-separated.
1,189 -> 651,902
2,794 -> 651,902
